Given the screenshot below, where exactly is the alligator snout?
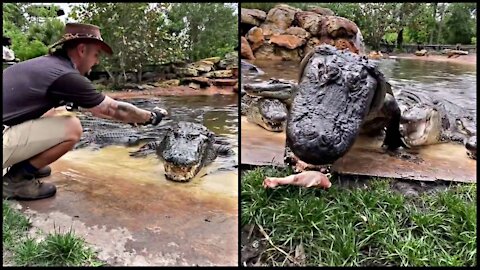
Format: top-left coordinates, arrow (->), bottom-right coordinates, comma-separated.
465,135 -> 477,159
162,150 -> 199,166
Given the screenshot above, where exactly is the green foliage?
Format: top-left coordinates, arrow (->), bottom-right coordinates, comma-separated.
3,3 -> 64,61
169,3 -> 238,61
383,32 -> 398,44
471,37 -> 476,45
443,3 -> 476,44
70,3 -> 182,85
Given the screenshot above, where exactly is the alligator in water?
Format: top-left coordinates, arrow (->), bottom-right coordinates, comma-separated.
129,121 -> 233,182
74,114 -> 161,149
399,97 -> 477,159
285,44 -> 405,165
241,79 -> 295,132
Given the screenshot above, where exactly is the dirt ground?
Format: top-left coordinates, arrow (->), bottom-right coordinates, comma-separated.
388,52 -> 477,65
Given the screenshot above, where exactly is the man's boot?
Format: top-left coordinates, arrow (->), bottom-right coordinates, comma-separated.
34,165 -> 52,178
3,167 -> 56,200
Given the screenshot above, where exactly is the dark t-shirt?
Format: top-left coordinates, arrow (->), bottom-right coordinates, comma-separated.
3,53 -> 105,126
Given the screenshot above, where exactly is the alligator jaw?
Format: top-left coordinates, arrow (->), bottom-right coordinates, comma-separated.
400,107 -> 440,146
163,162 -> 201,182
259,116 -> 284,132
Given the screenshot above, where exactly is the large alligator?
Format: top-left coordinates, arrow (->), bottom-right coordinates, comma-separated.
286,44 -> 405,165
129,121 -> 233,182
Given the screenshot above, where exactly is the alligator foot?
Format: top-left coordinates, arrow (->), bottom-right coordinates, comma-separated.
382,134 -> 409,151
263,171 -> 332,189
383,93 -> 409,151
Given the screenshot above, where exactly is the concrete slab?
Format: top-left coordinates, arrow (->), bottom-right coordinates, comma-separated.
13,146 -> 238,266
241,117 -> 476,183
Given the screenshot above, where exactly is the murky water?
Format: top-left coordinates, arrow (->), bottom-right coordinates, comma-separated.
249,58 -> 476,114
69,95 -> 238,197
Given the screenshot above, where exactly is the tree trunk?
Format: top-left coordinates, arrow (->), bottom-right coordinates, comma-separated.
396,28 -> 404,49
429,2 -> 438,44
436,3 -> 447,44
136,68 -> 143,83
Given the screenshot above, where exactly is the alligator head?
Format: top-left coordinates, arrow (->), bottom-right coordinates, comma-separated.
243,78 -> 296,102
400,103 -> 447,147
286,44 -> 384,165
456,116 -> 477,159
247,98 -> 288,132
156,121 -> 215,182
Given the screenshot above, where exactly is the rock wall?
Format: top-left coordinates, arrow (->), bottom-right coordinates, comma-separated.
241,4 -> 365,62
93,51 -> 238,92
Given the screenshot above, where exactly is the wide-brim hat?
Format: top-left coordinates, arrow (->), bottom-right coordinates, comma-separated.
49,22 -> 113,55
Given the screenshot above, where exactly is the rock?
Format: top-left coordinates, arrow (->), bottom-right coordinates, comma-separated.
135,84 -> 155,90
218,51 -> 238,69
189,60 -> 215,73
334,38 -> 360,54
254,42 -> 282,60
269,34 -> 306,50
181,76 -> 211,88
246,27 -> 265,51
233,82 -> 238,92
188,82 -> 201,90
303,37 -> 321,57
265,4 -> 301,30
241,36 -> 256,60
443,49 -> 469,57
210,78 -> 238,87
415,49 -> 428,56
200,56 -> 221,64
320,16 -> 358,39
275,47 -> 301,61
368,51 -> 384,60
205,70 -> 233,78
154,79 -> 180,88
308,7 -> 334,16
259,23 -> 286,38
241,8 -> 267,26
175,67 -> 198,77
285,27 -> 311,39
294,11 -> 325,36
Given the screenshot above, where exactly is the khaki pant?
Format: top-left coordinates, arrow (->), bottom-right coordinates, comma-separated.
3,116 -> 73,169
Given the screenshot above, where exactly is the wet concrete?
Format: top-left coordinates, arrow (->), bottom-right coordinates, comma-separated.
241,117 -> 476,183
9,95 -> 239,266
14,146 -> 238,266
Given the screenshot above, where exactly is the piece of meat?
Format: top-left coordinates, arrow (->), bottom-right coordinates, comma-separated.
263,171 -> 332,189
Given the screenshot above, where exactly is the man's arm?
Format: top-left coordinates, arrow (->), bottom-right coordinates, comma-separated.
87,95 -> 152,124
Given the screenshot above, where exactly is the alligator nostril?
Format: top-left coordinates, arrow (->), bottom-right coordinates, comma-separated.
318,134 -> 327,146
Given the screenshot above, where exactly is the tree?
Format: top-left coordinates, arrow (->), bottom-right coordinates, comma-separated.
70,3 -> 181,85
168,3 -> 238,61
443,3 -> 476,44
3,3 -> 64,61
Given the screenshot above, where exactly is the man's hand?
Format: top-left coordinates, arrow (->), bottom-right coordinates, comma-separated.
145,106 -> 168,126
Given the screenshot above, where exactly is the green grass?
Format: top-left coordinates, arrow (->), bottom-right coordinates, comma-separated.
3,200 -> 105,266
241,166 -> 477,266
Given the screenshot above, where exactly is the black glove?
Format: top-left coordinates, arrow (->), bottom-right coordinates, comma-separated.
144,107 -> 168,126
